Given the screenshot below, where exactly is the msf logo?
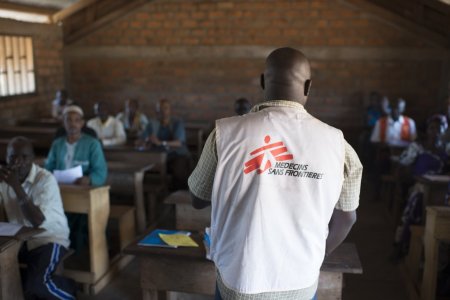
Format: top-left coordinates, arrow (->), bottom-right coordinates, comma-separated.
244,135 -> 293,174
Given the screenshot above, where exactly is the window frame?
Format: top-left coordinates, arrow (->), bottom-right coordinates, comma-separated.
0,33 -> 38,99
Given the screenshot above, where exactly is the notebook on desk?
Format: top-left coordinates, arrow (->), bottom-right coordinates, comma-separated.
138,229 -> 194,248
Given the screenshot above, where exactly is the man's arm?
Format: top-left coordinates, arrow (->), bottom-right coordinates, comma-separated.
188,129 -> 217,209
191,192 -> 211,209
0,167 -> 45,227
325,209 -> 356,256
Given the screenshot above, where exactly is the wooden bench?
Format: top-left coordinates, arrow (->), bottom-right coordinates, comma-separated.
108,205 -> 136,252
105,149 -> 168,227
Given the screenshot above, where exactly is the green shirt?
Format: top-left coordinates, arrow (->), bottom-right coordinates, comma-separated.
45,134 -> 108,186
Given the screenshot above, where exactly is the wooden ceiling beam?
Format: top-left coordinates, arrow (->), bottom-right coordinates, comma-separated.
0,2 -> 57,16
52,0 -> 98,23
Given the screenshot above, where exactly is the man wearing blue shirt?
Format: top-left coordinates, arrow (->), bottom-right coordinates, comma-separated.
139,98 -> 190,190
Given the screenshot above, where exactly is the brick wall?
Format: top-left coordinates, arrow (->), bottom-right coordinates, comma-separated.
65,0 -> 450,142
0,18 -> 64,125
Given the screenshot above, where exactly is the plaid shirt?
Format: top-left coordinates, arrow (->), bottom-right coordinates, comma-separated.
188,100 -> 363,299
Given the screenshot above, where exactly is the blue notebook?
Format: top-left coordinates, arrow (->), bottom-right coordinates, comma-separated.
138,229 -> 191,248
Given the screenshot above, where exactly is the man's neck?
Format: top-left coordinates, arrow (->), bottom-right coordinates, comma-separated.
67,133 -> 81,144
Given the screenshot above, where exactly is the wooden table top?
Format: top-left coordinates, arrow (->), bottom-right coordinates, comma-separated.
125,229 -> 363,274
0,226 -> 44,252
416,175 -> 450,185
108,161 -> 154,173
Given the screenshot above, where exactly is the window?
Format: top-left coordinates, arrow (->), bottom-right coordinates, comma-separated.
0,35 -> 36,97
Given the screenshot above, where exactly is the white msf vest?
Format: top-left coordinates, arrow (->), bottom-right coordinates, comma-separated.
210,106 -> 345,294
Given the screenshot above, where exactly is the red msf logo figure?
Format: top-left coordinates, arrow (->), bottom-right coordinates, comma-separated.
244,135 -> 294,174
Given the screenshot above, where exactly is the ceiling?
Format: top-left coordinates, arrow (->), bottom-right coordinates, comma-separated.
2,0 -> 77,10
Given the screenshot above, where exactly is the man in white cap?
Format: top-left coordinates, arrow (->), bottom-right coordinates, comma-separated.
45,105 -> 107,187
45,105 -> 107,253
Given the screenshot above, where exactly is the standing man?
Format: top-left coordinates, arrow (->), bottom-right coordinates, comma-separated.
188,48 -> 362,299
87,101 -> 127,147
51,89 -> 73,120
0,137 -> 75,299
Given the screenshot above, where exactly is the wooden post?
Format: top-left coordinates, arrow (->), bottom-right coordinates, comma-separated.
421,206 -> 450,300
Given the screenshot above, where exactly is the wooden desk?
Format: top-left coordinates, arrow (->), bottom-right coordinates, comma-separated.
421,206 -> 450,300
107,161 -> 154,233
416,175 -> 450,207
59,184 -> 111,294
0,126 -> 55,157
185,122 -> 209,159
125,233 -> 362,300
0,227 -> 44,300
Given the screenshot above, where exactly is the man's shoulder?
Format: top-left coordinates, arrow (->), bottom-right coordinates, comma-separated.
31,164 -> 58,187
80,133 -> 101,146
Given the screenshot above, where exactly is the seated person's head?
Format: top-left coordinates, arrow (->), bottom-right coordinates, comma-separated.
390,98 -> 406,122
63,106 -> 85,138
234,98 -> 251,116
6,136 -> 34,182
156,98 -> 171,120
55,89 -> 68,106
94,101 -> 109,122
126,99 -> 139,115
426,114 -> 447,142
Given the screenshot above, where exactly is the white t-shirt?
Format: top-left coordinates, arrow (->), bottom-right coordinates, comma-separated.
0,164 -> 70,250
370,115 -> 417,144
87,116 -> 127,146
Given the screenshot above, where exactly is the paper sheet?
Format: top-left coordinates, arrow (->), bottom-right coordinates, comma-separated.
53,165 -> 83,184
0,222 -> 22,236
159,234 -> 199,247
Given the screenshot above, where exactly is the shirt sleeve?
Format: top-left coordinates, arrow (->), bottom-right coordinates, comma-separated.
398,142 -> 422,166
140,114 -> 149,132
188,128 -> 217,201
102,120 -> 127,146
88,139 -> 108,186
173,120 -> 186,143
335,141 -> 363,212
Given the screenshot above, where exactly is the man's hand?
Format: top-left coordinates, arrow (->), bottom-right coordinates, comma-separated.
149,135 -> 161,146
0,166 -> 21,190
74,176 -> 90,186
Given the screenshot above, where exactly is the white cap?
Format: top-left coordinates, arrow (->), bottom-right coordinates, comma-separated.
63,105 -> 84,117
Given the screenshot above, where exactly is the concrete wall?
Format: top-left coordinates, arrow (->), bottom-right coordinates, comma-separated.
0,18 -> 64,124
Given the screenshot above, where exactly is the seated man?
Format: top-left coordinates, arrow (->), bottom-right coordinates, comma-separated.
116,98 -> 149,138
51,89 -> 73,120
46,105 -> 107,186
45,105 -> 108,252
138,98 -> 190,189
234,97 -> 252,116
370,98 -> 417,146
0,137 -> 75,299
87,101 -> 126,147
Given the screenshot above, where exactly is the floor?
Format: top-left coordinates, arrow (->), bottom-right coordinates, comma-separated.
78,176 -> 409,300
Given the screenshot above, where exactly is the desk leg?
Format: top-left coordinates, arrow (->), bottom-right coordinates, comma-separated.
88,188 -> 110,281
0,241 -> 24,300
134,172 -> 146,233
421,225 -> 439,299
